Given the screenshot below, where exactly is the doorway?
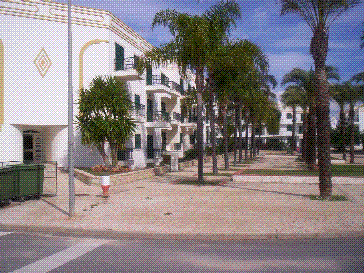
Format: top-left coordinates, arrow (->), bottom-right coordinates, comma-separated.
147,135 -> 154,159
23,130 -> 42,163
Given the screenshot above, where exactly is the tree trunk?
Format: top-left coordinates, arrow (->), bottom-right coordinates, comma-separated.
209,91 -> 218,174
238,105 -> 243,162
292,106 -> 297,154
306,101 -> 316,168
250,117 -> 256,159
233,105 -> 238,164
245,111 -> 249,160
97,142 -> 110,167
257,124 -> 262,155
302,111 -> 308,161
109,142 -> 118,167
338,104 -> 346,161
349,102 -> 355,164
311,25 -> 332,198
222,104 -> 229,170
195,67 -> 205,183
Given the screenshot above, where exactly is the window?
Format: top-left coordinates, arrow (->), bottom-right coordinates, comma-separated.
180,133 -> 183,143
115,43 -> 124,71
146,64 -> 152,85
299,126 -> 303,134
206,130 -> 210,144
134,134 -> 141,149
300,113 -> 304,121
287,113 -> 292,119
287,125 -> 293,131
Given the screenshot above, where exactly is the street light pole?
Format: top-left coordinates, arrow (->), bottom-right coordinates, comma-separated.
68,0 -> 75,217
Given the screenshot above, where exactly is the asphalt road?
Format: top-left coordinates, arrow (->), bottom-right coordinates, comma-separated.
0,231 -> 363,272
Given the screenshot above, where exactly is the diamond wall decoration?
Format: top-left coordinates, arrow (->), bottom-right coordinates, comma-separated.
34,48 -> 52,78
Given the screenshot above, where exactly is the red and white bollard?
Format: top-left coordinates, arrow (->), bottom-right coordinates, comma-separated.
100,176 -> 110,198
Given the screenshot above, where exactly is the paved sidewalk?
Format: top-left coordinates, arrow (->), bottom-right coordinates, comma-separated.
1,154 -> 363,240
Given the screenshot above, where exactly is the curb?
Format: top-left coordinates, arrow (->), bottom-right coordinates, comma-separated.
1,224 -> 364,241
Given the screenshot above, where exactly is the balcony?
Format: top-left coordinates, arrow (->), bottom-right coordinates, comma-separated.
130,103 -> 145,122
146,111 -> 172,129
146,75 -> 184,97
171,112 -> 182,125
113,56 -> 142,81
180,115 -> 197,130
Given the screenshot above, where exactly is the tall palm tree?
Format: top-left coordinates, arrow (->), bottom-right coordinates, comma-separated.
345,81 -> 364,163
280,0 -> 360,198
138,1 -> 241,183
282,67 -> 339,168
210,39 -> 269,169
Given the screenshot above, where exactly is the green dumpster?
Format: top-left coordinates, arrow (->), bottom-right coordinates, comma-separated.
13,164 -> 45,199
0,166 -> 16,204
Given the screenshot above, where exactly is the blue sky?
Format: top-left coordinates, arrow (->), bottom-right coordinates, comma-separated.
58,0 -> 364,115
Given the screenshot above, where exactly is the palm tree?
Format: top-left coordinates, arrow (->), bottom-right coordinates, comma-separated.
280,0 -> 360,198
281,85 -> 302,154
209,39 -> 269,169
282,67 -> 339,168
138,1 -> 241,183
330,83 -> 349,160
344,81 -> 364,163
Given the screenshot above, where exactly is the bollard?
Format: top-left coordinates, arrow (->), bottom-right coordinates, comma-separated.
100,176 -> 110,198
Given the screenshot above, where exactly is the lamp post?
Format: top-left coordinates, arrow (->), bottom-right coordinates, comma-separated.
68,0 -> 75,217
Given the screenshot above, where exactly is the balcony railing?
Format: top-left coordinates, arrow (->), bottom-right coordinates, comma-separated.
170,81 -> 184,95
132,103 -> 145,117
172,112 -> 182,122
153,111 -> 170,122
151,75 -> 170,87
117,148 -> 133,161
188,115 -> 198,123
174,143 -> 182,151
115,56 -> 140,71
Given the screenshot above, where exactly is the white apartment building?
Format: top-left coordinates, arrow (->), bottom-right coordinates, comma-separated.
0,0 -> 196,168
239,102 -> 304,149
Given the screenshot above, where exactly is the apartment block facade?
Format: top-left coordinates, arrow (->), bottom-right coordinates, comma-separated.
0,0 -> 197,168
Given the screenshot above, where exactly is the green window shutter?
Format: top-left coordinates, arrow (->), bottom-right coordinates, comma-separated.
146,64 -> 152,85
135,134 -> 141,149
287,125 -> 293,131
133,55 -> 139,69
161,73 -> 168,86
115,43 -> 124,71
134,94 -> 140,106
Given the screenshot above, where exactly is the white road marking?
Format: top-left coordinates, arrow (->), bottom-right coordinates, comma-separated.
11,239 -> 109,273
0,232 -> 12,237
